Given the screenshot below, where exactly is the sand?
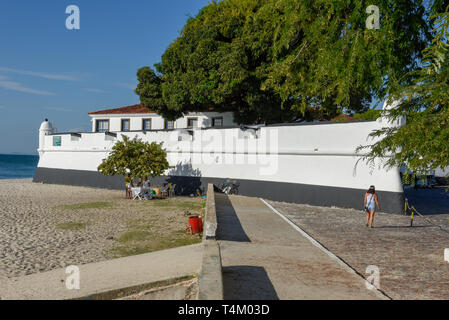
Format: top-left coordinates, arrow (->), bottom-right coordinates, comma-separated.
0,179 -> 201,278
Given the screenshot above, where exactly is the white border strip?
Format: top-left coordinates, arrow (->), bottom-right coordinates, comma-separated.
260,198 -> 391,300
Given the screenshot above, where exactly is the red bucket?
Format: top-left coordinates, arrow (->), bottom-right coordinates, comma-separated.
189,216 -> 203,234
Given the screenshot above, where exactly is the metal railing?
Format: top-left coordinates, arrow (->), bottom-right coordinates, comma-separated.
405,198 -> 449,234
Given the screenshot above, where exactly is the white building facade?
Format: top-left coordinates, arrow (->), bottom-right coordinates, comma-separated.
88,104 -> 237,132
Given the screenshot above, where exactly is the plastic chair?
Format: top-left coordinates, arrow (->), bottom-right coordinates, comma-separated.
131,187 -> 143,200
161,185 -> 169,198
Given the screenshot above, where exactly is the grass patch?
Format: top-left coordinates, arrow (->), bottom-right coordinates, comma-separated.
54,202 -> 113,211
108,199 -> 203,258
117,230 -> 153,243
146,198 -> 202,211
110,224 -> 202,258
55,221 -> 88,230
110,233 -> 201,258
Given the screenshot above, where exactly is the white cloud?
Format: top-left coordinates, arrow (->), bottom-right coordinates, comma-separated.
0,76 -> 55,96
0,66 -> 80,81
82,88 -> 105,93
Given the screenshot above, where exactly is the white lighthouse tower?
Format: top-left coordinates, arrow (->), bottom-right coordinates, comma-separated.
38,119 -> 54,157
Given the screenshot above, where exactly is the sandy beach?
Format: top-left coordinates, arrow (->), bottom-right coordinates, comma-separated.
0,179 -> 202,278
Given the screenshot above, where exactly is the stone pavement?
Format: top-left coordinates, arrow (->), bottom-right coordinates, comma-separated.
270,200 -> 449,300
0,244 -> 201,300
215,194 -> 386,300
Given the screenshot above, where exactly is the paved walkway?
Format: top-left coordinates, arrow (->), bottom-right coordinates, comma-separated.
270,199 -> 449,300
216,194 -> 386,300
0,244 -> 201,300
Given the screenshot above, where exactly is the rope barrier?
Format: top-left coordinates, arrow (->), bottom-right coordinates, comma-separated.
405,197 -> 449,234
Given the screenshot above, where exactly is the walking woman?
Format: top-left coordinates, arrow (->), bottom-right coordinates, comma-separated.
364,185 -> 381,228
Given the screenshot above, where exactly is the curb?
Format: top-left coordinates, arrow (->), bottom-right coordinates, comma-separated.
73,275 -> 196,300
198,184 -> 223,300
0,244 -> 202,300
198,240 -> 223,300
203,184 -> 217,240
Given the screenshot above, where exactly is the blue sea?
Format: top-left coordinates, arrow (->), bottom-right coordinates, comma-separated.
0,154 -> 39,179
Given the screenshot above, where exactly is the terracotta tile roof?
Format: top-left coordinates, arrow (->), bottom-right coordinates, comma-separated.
88,104 -> 155,115
331,114 -> 359,122
89,104 -> 220,115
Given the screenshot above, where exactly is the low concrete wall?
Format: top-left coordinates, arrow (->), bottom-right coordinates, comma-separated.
0,244 -> 202,300
198,184 -> 223,300
198,240 -> 223,300
203,184 -> 217,240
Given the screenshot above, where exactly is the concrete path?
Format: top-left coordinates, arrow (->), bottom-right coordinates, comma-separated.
216,194 -> 386,300
0,244 -> 201,300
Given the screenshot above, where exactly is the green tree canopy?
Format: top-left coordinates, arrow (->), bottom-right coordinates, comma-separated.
98,135 -> 170,182
360,5 -> 449,172
136,0 -> 431,124
353,109 -> 382,121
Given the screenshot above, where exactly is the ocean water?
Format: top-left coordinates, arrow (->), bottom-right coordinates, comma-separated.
0,154 -> 39,179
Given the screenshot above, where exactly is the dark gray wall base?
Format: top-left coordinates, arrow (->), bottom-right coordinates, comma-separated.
34,167 -> 404,214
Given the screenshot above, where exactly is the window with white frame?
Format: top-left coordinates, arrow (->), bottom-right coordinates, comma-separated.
212,117 -> 223,127
187,117 -> 198,128
121,119 -> 130,132
142,119 -> 152,131
95,120 -> 109,133
165,120 -> 174,130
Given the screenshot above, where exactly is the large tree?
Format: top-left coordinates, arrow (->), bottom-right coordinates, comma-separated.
98,135 -> 170,183
136,0 -> 431,124
360,4 -> 449,172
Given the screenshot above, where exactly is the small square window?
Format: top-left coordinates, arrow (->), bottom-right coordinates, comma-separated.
121,119 -> 130,132
165,120 -> 174,130
187,117 -> 198,128
212,117 -> 223,127
142,119 -> 152,131
96,120 -> 109,133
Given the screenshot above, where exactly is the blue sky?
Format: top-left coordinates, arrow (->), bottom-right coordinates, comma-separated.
0,0 -> 209,154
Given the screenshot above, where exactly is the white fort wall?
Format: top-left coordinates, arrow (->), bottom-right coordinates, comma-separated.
35,118 -> 404,213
